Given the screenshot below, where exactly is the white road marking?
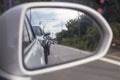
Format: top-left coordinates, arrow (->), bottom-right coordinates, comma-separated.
100,57 -> 120,66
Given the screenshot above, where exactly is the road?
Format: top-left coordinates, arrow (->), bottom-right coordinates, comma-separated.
31,44 -> 120,80
47,44 -> 92,66
32,60 -> 120,80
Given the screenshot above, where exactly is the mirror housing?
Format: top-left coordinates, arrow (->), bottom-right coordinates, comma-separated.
0,2 -> 113,76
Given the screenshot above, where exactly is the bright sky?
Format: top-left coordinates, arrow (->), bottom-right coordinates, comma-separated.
27,8 -> 84,38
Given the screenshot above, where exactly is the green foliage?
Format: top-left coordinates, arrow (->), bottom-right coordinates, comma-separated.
79,25 -> 100,51
104,0 -> 120,22
110,22 -> 120,40
56,18 -> 100,51
0,1 -> 4,14
0,6 -> 3,14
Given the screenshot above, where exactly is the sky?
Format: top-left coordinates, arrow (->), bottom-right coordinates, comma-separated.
27,8 -> 84,38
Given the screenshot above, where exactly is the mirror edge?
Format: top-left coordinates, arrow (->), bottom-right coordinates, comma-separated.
18,2 -> 113,75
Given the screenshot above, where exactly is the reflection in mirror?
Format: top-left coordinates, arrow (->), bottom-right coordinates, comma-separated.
22,8 -> 101,70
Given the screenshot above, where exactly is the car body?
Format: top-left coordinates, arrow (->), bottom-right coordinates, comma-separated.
23,15 -> 46,69
32,26 -> 51,64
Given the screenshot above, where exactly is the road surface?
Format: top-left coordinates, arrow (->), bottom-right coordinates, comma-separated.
32,60 -> 120,80
47,44 -> 92,66
31,44 -> 120,80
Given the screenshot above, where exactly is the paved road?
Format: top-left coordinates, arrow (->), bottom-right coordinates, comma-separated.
31,44 -> 120,80
32,60 -> 120,80
107,46 -> 120,61
47,44 -> 92,65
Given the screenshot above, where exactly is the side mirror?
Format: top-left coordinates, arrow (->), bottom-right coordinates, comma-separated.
0,2 -> 113,77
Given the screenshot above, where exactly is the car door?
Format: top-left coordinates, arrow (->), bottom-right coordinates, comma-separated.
23,16 -> 46,70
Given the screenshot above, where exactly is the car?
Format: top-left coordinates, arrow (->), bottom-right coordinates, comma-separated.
32,26 -> 51,64
25,14 -> 52,64
23,14 -> 46,69
0,2 -> 113,80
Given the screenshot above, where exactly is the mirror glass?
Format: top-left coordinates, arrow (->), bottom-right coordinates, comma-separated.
22,8 -> 101,70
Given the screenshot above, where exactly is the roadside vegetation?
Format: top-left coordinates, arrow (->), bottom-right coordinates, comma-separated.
56,17 -> 100,51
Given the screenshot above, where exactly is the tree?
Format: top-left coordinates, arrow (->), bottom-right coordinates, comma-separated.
56,15 -> 100,51
103,0 -> 120,22
0,1 -> 4,14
